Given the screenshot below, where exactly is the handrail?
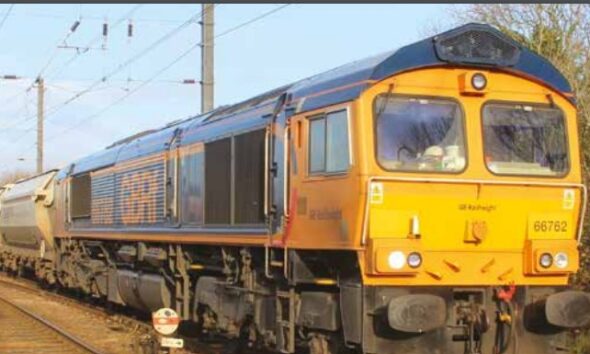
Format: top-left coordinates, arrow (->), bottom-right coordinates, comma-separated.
263,125 -> 270,218
283,124 -> 291,219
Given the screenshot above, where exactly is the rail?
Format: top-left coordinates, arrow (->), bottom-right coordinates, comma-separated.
0,290 -> 107,354
0,275 -> 217,354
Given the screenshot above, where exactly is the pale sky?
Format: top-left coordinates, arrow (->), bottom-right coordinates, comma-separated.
0,4 -> 455,172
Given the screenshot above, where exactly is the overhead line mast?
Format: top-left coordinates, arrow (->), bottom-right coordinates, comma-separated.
200,4 -> 214,113
36,77 -> 44,174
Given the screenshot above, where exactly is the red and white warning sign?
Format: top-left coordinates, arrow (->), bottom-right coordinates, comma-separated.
152,308 -> 180,335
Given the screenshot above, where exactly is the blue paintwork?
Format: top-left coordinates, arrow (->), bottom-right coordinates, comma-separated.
116,125 -> 178,162
69,144 -> 125,176
59,23 -> 573,179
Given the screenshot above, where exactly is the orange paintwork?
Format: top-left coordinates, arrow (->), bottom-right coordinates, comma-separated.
55,66 -> 583,288
287,67 -> 582,286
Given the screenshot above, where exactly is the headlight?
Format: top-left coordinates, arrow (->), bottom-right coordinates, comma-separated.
554,252 -> 569,269
539,253 -> 553,268
471,73 -> 487,90
407,252 -> 422,268
388,251 -> 406,270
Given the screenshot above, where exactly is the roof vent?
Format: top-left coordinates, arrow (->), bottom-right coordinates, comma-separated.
433,24 -> 520,67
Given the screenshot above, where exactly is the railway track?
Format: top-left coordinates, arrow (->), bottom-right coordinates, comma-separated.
0,288 -> 105,354
0,275 -> 162,354
0,274 -> 233,354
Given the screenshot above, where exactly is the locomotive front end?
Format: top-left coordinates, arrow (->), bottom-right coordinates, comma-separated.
355,25 -> 590,354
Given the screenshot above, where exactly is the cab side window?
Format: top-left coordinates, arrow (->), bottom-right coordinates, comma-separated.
309,109 -> 350,174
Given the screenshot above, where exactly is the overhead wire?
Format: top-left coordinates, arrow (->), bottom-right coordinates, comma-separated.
0,4 -> 14,34
11,90 -> 33,120
1,11 -> 87,133
46,4 -> 293,143
0,4 -> 19,108
29,16 -> 83,87
0,5 -> 142,127
0,87 -> 27,108
0,5 -> 76,128
0,76 -> 195,130
0,87 -> 30,128
32,5 -> 212,123
45,4 -> 143,80
6,4 -> 293,167
0,5 -> 193,123
0,4 -> 206,133
0,91 -> 33,144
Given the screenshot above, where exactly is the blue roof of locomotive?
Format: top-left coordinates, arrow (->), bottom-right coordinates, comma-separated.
286,23 -> 571,112
60,23 -> 573,179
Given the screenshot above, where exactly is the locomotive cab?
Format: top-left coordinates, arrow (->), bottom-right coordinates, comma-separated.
351,25 -> 589,354
362,69 -> 583,284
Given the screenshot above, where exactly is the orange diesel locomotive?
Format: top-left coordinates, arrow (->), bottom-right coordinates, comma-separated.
1,23 -> 589,354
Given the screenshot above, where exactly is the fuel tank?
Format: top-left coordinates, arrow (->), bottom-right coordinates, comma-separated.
0,171 -> 57,260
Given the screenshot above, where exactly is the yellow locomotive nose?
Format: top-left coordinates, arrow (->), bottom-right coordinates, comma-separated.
365,178 -> 582,286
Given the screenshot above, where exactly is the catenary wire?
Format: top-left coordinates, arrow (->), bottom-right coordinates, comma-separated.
0,5 -> 211,133
0,5 -> 143,129
40,5 -> 213,120
5,4 -> 292,167
45,4 -> 293,144
0,4 -> 14,34
45,4 -> 144,80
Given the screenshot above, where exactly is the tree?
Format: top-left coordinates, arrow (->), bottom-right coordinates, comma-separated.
0,170 -> 33,187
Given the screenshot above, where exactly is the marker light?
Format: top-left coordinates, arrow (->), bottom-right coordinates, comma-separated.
388,251 -> 406,270
471,73 -> 487,90
554,253 -> 569,269
407,252 -> 423,268
539,253 -> 553,268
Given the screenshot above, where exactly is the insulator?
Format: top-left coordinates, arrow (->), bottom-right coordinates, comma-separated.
128,21 -> 133,38
182,79 -> 196,84
103,22 -> 108,37
70,20 -> 80,33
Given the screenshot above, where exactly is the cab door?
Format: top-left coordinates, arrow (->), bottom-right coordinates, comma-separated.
286,105 -> 360,249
